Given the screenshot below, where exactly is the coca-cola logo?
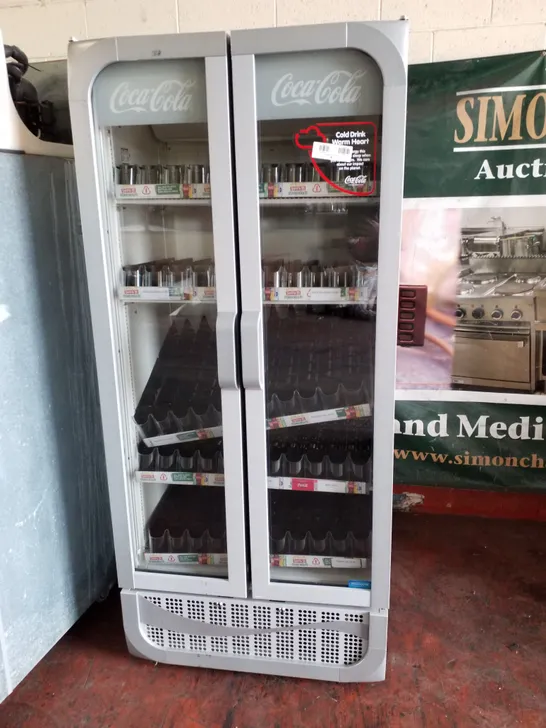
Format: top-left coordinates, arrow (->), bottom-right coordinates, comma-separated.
344,174 -> 367,185
109,79 -> 195,114
271,70 -> 365,108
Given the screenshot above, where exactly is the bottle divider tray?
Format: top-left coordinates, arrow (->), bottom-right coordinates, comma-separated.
138,443 -> 224,473
145,487 -> 372,562
146,527 -> 369,559
270,530 -> 368,558
148,527 -> 226,554
141,403 -> 370,447
135,306 -> 374,445
136,378 -> 368,437
137,438 -> 371,490
269,448 -> 369,482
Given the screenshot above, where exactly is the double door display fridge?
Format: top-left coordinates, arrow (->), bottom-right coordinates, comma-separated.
68,21 -> 407,682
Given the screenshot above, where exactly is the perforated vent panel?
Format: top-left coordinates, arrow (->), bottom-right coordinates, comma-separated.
140,593 -> 367,667
145,625 -> 164,647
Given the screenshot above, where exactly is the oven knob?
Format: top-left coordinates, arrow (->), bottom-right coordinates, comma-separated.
472,306 -> 485,319
511,309 -> 523,320
455,307 -> 466,319
491,308 -> 504,320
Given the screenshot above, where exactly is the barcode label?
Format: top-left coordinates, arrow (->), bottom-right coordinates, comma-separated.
312,141 -> 353,162
334,145 -> 352,158
314,143 -> 332,156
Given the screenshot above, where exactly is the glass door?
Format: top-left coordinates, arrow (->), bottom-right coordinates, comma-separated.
233,26 -> 407,607
86,44 -> 246,597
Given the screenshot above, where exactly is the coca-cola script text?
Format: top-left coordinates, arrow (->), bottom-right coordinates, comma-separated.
110,80 -> 195,114
271,70 -> 365,107
344,174 -> 367,185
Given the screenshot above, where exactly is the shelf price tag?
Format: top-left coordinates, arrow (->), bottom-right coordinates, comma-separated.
312,141 -> 353,162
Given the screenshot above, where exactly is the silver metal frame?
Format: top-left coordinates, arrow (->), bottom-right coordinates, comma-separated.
231,22 -> 408,612
67,33 -> 248,599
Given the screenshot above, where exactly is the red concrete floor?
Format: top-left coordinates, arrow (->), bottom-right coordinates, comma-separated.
1,513 -> 546,728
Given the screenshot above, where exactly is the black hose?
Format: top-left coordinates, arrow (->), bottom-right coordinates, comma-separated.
4,43 -> 29,85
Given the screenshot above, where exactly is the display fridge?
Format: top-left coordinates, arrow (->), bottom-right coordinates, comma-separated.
67,21 -> 408,682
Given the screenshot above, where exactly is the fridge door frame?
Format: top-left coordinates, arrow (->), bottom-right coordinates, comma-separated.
68,33 -> 248,598
231,22 -> 408,609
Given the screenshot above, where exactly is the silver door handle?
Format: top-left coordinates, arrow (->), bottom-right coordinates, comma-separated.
216,311 -> 238,390
241,310 -> 264,390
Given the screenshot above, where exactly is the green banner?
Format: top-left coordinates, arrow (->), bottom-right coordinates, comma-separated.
394,401 -> 546,490
405,51 -> 546,197
396,51 -> 546,493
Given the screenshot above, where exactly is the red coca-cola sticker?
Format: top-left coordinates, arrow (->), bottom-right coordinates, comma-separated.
292,478 -> 316,491
294,121 -> 377,196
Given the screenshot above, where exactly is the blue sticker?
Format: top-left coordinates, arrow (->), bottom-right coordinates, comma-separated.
348,580 -> 371,589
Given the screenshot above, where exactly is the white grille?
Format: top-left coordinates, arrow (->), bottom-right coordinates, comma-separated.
345,613 -> 365,623
167,630 -> 185,650
164,597 -> 184,615
344,634 -> 363,665
188,634 -> 207,651
209,602 -> 227,626
211,636 -> 228,653
188,600 -> 206,622
141,593 -> 367,667
231,603 -> 249,628
144,595 -> 162,607
276,606 -> 295,661
321,630 -> 340,665
233,635 -> 251,655
145,625 -> 164,646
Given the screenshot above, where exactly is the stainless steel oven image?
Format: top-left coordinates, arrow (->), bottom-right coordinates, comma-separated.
453,228 -> 546,392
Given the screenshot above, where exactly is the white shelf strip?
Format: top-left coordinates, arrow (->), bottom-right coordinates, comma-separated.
144,552 -> 228,566
119,286 -> 216,303
143,425 -> 223,448
115,183 -> 210,202
270,555 -> 368,569
136,471 -> 368,494
267,476 -> 369,494
137,471 -> 224,486
259,197 -> 376,206
259,181 -> 376,200
263,286 -> 372,305
267,403 -> 371,430
119,285 -> 371,306
115,183 -> 377,204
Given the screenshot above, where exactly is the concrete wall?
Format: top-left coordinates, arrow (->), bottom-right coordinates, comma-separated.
0,0 -> 544,64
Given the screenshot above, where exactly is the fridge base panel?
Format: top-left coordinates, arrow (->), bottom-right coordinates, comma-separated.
121,588 -> 387,682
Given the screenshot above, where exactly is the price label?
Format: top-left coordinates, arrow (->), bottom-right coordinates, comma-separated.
312,141 -> 353,162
